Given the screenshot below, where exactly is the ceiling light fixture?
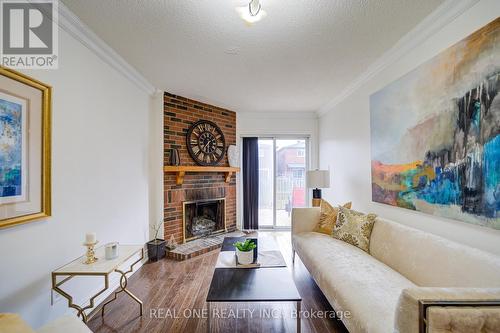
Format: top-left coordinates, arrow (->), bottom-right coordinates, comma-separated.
248,0 -> 261,16
236,0 -> 267,24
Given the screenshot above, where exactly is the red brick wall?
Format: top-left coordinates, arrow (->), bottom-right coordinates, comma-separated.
164,92 -> 237,244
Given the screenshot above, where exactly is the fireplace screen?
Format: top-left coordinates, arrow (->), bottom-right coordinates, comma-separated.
183,198 -> 226,242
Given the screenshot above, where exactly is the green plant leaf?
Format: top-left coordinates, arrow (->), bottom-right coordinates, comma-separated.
233,239 -> 256,252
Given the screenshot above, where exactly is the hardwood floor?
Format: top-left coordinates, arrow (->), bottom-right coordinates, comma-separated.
87,232 -> 348,333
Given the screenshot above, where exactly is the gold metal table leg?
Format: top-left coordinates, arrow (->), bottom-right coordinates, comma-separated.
52,273 -> 109,324
101,249 -> 144,317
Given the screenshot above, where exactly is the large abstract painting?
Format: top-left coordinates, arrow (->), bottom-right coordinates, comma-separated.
370,18 -> 500,229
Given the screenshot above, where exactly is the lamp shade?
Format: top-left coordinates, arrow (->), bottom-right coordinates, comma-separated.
307,170 -> 330,189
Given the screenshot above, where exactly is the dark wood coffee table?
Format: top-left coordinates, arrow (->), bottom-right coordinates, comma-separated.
206,237 -> 302,332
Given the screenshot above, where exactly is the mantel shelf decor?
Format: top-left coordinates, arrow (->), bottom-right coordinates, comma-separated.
164,166 -> 240,185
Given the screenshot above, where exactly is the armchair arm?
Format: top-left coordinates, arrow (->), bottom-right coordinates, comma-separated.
395,287 -> 500,333
291,208 -> 320,235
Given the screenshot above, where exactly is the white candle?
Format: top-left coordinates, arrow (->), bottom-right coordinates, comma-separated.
85,232 -> 96,244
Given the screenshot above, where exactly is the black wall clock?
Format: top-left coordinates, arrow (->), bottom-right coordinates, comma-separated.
186,120 -> 226,166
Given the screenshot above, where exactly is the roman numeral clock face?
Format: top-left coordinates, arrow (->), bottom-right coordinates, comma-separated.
186,120 -> 226,166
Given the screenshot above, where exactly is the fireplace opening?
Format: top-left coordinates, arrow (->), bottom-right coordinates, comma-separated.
183,198 -> 226,242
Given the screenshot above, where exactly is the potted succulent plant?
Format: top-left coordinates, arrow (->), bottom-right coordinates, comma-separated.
147,221 -> 166,262
233,239 -> 257,265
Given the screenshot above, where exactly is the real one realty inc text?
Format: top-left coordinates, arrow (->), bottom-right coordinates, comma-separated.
150,307 -> 352,320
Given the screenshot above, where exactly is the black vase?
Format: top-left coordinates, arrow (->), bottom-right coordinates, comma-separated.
168,148 -> 180,166
147,239 -> 166,261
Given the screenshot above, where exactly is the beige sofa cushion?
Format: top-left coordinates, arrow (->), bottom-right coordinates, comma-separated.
395,287 -> 500,333
427,307 -> 500,333
369,218 -> 500,287
293,231 -> 416,333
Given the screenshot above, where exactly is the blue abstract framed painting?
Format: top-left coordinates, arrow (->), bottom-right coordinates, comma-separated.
0,91 -> 27,204
0,67 -> 51,229
370,18 -> 500,229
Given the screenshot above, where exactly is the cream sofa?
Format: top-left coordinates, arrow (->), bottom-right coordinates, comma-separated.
291,208 -> 500,333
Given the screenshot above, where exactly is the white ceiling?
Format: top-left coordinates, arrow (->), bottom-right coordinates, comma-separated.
62,0 -> 444,113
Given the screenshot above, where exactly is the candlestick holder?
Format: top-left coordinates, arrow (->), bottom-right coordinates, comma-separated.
83,241 -> 99,264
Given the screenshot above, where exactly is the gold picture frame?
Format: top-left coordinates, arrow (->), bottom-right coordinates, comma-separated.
0,66 -> 51,228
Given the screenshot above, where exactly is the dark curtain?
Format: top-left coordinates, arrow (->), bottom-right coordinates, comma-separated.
243,137 -> 259,230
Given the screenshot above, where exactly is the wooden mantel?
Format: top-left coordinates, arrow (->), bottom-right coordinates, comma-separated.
164,166 -> 240,185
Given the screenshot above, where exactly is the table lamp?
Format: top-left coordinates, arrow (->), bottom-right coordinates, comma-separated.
307,169 -> 330,207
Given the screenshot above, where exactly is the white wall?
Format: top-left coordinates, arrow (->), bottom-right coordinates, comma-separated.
148,91 -> 165,239
237,112 -> 319,168
236,112 -> 318,228
318,0 -> 500,256
0,28 -> 160,327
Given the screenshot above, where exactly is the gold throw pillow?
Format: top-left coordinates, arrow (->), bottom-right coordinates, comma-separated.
314,200 -> 352,235
333,206 -> 377,252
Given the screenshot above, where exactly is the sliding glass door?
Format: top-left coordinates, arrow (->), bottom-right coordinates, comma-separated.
275,139 -> 307,227
257,137 -> 308,229
258,139 -> 274,228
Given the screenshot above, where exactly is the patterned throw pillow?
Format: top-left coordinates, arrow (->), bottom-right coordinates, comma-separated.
314,200 -> 352,235
333,206 -> 377,252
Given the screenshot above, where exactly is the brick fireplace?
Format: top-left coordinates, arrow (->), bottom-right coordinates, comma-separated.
164,92 -> 237,248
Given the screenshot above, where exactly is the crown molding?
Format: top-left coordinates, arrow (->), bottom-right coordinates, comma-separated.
316,0 -> 480,117
238,111 -> 318,119
57,2 -> 156,95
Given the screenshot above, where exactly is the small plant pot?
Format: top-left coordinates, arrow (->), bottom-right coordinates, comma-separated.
147,239 -> 166,262
236,248 -> 254,265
